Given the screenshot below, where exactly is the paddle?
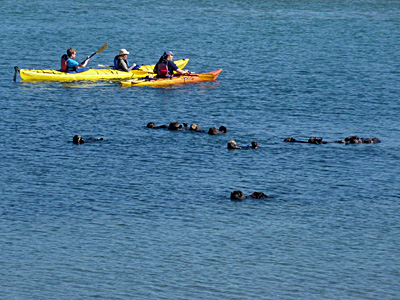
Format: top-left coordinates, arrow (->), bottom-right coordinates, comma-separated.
98,64 -> 114,68
98,64 -> 152,75
81,42 -> 108,64
98,64 -> 144,69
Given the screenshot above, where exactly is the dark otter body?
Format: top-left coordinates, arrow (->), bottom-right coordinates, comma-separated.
147,122 -> 188,131
362,137 -> 381,144
168,121 -> 183,131
308,137 -> 324,144
231,190 -> 270,201
250,192 -> 270,199
250,141 -> 260,149
345,136 -> 381,144
230,190 -> 246,200
190,124 -> 202,132
284,137 -> 307,143
147,121 -> 189,130
208,126 -> 228,135
284,136 -> 381,144
147,122 -> 168,129
227,140 -> 260,150
73,135 -> 104,145
228,140 -> 241,149
148,122 -> 227,134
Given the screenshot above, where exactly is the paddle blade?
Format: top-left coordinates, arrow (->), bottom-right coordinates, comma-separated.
87,42 -> 109,61
96,42 -> 108,54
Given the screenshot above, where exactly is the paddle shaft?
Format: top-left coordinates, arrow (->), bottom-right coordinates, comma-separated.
98,64 -> 152,75
81,42 -> 108,65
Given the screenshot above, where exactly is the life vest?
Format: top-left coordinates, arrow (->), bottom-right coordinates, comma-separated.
114,55 -> 130,70
61,54 -> 79,72
156,60 -> 169,77
61,54 -> 68,72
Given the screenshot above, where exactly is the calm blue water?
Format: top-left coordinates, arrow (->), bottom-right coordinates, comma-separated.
1,0 -> 400,299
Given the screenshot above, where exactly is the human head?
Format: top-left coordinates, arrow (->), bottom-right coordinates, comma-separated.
163,51 -> 174,60
119,49 -> 130,56
67,48 -> 77,57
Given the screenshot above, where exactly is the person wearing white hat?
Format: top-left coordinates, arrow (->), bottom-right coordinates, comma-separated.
114,49 -> 139,72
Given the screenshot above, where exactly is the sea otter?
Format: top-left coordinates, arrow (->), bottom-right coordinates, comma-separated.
190,124 -> 202,132
208,126 -> 228,135
73,135 -> 104,145
227,140 -> 260,149
168,121 -> 183,131
230,190 -> 246,200
230,190 -> 270,201
146,122 -> 168,129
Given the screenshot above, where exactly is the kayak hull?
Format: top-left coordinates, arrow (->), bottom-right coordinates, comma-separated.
17,59 -> 189,82
120,69 -> 222,87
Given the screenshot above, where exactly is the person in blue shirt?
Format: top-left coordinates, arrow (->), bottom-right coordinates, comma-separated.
66,48 -> 91,72
153,51 -> 188,78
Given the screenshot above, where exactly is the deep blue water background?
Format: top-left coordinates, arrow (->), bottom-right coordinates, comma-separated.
1,0 -> 400,299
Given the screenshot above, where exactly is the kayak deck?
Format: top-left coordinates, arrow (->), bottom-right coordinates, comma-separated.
120,69 -> 222,87
16,59 -> 189,82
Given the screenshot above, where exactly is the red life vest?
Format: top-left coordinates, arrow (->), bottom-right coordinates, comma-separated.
61,54 -> 68,72
157,61 -> 169,77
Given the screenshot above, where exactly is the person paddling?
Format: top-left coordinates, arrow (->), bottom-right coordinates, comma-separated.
153,51 -> 188,78
61,48 -> 90,72
114,49 -> 140,72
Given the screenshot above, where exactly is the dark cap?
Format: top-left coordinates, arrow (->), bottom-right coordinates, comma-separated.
164,51 -> 174,56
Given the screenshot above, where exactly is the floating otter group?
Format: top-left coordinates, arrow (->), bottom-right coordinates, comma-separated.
73,124 -> 381,201
73,135 -> 104,145
147,121 -> 260,151
284,135 -> 381,144
147,121 -> 228,135
230,190 -> 270,201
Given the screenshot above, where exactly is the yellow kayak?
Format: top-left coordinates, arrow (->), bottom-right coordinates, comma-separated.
15,59 -> 189,82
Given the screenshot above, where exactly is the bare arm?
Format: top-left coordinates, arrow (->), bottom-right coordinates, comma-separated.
78,56 -> 90,68
175,68 -> 188,75
119,60 -> 137,72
